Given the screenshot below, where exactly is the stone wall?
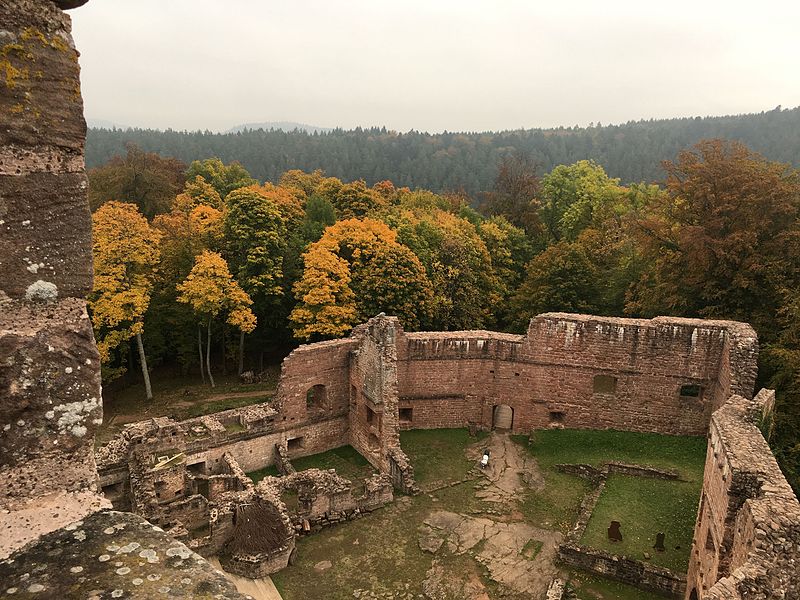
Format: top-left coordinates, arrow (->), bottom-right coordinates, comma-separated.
397,314 -> 758,436
558,543 -> 687,598
0,2 -> 250,596
0,0 -> 112,560
686,390 -> 800,599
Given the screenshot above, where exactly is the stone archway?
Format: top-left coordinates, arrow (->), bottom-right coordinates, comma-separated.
492,404 -> 513,430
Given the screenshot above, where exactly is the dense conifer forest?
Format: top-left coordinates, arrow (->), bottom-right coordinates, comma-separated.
86,107 -> 800,194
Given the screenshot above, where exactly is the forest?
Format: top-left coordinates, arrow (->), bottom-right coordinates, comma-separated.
87,139 -> 800,495
85,106 -> 800,195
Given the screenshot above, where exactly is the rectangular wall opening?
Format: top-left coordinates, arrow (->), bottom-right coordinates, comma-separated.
287,436 -> 304,451
680,384 -> 703,399
399,407 -> 413,423
593,374 -> 618,394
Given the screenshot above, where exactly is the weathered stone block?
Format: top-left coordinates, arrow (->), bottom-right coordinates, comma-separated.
0,297 -> 101,507
0,171 -> 92,299
1,0 -> 86,152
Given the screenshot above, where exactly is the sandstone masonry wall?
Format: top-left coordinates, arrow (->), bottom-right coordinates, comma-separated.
686,391 -> 800,600
397,314 -> 758,435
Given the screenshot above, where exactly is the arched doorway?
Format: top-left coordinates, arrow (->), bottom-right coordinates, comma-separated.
493,404 -> 513,430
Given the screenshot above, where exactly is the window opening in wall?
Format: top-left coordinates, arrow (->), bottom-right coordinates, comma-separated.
689,590 -> 698,600
187,461 -> 205,475
287,436 -> 304,451
681,384 -> 703,399
399,408 -> 413,423
306,384 -> 327,410
549,411 -> 565,423
351,384 -> 358,400
366,404 -> 376,425
368,432 -> 380,450
593,374 -> 618,394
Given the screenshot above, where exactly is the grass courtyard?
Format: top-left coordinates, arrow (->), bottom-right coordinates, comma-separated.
268,428 -> 703,599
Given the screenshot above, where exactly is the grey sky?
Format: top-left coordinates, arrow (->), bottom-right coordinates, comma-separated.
70,0 -> 800,133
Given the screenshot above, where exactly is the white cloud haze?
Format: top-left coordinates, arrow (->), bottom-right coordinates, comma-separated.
70,0 -> 800,132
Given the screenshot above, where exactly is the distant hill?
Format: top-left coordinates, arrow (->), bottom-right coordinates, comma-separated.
86,107 -> 800,195
226,121 -> 332,134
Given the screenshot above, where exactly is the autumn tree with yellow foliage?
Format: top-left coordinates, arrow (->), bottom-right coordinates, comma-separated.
290,218 -> 433,339
89,201 -> 161,399
177,250 -> 256,387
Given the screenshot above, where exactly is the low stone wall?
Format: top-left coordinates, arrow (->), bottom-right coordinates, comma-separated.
558,543 -> 686,598
558,460 -> 688,597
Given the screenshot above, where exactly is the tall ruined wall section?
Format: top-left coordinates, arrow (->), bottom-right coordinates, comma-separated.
270,337 -> 357,460
0,0 -> 109,557
687,391 -> 800,599
348,316 -> 401,473
397,313 -> 758,435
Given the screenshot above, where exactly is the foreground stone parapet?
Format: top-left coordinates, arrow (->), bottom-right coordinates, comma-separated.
0,0 -> 93,299
0,298 -> 102,509
0,510 -> 250,599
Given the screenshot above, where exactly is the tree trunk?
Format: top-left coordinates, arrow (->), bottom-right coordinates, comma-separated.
206,318 -> 215,388
135,331 -> 153,400
198,324 -> 206,384
221,323 -> 228,376
238,330 -> 245,376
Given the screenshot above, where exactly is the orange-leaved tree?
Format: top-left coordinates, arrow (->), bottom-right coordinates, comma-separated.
290,218 -> 433,339
176,251 -> 256,387
89,201 -> 161,399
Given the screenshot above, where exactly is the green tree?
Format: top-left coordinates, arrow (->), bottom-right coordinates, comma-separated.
223,187 -> 288,372
186,157 -> 257,199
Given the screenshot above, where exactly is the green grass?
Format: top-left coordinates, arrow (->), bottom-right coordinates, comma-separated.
291,445 -> 377,487
247,464 -> 280,484
521,539 -> 543,560
566,570 -> 666,600
272,497 -> 435,599
523,429 -> 707,479
512,430 -> 706,535
270,428 -> 706,599
173,394 -> 273,420
399,428 -> 487,488
518,469 -> 592,532
580,473 -> 700,571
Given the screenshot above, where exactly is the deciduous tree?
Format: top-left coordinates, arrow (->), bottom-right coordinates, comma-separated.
89,201 -> 161,398
177,251 -> 256,387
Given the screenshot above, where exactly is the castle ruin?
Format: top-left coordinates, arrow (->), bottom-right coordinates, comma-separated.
1,1 -> 799,598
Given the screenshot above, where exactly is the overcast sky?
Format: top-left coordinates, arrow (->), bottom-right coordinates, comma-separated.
70,0 -> 800,133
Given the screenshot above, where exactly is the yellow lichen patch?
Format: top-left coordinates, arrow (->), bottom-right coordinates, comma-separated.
10,104 -> 24,114
21,27 -> 72,54
1,43 -> 30,89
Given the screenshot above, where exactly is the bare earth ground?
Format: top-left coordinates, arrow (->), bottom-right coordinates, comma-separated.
417,432 -> 561,599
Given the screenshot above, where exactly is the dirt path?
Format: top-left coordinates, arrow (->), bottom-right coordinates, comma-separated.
470,432 -> 545,502
419,432 -> 561,599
